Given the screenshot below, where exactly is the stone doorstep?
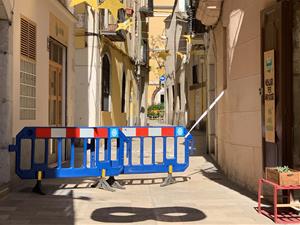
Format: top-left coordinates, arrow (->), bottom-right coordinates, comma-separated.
0,184 -> 9,199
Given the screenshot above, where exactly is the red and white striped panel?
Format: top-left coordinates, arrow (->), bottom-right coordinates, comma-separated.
35,128 -> 108,138
121,127 -> 175,137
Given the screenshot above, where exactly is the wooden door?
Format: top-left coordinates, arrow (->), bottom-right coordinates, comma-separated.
49,62 -> 63,127
261,0 -> 293,168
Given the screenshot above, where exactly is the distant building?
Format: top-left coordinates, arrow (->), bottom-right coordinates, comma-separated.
164,0 -> 206,126
148,0 -> 174,109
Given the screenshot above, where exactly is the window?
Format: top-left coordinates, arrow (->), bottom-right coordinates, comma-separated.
20,17 -> 36,120
121,71 -> 126,113
141,40 -> 148,63
172,85 -> 175,110
160,94 -> 164,104
192,65 -> 198,84
177,83 -> 181,110
102,54 -> 111,111
223,26 -> 228,90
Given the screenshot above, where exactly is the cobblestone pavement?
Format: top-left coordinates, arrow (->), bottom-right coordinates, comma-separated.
0,129 -> 273,225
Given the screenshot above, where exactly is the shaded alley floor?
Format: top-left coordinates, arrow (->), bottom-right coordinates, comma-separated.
0,145 -> 273,225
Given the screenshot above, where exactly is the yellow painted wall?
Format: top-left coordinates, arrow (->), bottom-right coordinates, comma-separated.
188,87 -> 207,122
100,39 -> 138,126
148,0 -> 174,106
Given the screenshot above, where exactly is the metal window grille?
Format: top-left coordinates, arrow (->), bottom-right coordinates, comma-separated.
20,59 -> 36,120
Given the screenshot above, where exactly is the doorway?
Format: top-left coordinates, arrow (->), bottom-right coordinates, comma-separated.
48,38 -> 66,158
261,0 -> 293,168
293,0 -> 300,169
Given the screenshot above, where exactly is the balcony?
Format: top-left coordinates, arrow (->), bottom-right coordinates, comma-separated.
139,0 -> 154,17
100,9 -> 127,42
100,24 -> 126,42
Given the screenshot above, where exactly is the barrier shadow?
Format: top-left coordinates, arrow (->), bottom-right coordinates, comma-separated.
91,206 -> 206,223
120,176 -> 190,186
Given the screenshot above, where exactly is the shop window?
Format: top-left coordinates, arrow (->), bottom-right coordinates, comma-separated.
102,54 -> 111,111
20,17 -> 36,120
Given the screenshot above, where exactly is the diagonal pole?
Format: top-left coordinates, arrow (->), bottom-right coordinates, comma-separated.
185,91 -> 225,138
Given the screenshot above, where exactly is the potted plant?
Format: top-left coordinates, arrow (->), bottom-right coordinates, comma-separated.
266,166 -> 300,186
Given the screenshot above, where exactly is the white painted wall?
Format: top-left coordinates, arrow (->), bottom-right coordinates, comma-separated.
11,0 -> 76,135
74,8 -> 101,126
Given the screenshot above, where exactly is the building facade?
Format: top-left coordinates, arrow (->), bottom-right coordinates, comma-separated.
0,0 -> 77,192
74,0 -> 151,127
163,0 -> 300,192
164,0 -> 207,126
195,0 -> 300,191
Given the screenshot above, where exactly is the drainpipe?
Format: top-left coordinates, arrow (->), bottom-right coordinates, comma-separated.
0,3 -> 13,189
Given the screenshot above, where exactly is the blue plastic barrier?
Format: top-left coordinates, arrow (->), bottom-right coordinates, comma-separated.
9,127 -> 127,180
9,126 -> 193,190
120,126 -> 192,175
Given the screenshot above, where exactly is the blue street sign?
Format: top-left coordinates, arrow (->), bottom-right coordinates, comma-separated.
160,76 -> 166,82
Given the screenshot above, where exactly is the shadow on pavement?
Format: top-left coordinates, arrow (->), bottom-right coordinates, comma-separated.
91,206 -> 206,223
0,189 -> 79,225
120,176 -> 190,186
189,151 -> 259,202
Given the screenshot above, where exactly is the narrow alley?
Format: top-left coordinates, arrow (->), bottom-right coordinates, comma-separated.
1,0 -> 300,224
0,139 -> 272,224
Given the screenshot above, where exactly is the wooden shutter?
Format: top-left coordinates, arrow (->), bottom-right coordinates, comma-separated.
20,17 -> 36,60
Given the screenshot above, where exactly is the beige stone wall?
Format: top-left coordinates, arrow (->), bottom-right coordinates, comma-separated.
214,0 -> 276,191
11,0 -> 76,136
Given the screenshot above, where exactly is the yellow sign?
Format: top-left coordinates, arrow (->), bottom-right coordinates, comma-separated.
70,0 -> 99,10
183,35 -> 192,44
176,52 -> 185,58
98,0 -> 125,20
157,50 -> 170,60
116,18 -> 133,32
264,50 -> 275,143
49,14 -> 68,46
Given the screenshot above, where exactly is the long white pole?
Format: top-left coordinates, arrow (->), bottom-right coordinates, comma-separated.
185,91 -> 225,138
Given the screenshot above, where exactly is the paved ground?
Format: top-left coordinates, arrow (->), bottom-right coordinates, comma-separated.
0,127 -> 273,225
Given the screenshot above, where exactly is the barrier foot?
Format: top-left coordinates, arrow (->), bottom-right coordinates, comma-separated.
107,176 -> 125,190
95,178 -> 116,192
32,171 -> 45,195
160,173 -> 176,187
32,180 -> 45,195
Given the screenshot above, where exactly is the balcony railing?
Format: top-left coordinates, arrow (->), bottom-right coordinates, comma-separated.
100,9 -> 127,42
100,24 -> 126,42
139,0 -> 154,17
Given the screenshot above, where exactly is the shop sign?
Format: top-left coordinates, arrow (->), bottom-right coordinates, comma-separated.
49,13 -> 68,46
264,50 -> 275,143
